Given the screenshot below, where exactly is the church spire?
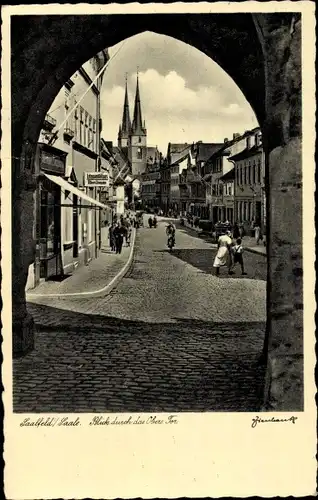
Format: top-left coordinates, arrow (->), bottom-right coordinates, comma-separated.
120,74 -> 131,136
132,69 -> 145,135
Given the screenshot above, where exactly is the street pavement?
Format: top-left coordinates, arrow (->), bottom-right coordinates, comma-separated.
14,216 -> 267,413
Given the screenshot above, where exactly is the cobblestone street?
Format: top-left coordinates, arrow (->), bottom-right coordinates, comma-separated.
14,219 -> 267,412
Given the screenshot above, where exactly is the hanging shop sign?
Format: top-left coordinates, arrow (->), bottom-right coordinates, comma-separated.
84,172 -> 109,187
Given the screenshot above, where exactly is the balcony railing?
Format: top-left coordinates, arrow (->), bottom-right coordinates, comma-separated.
63,127 -> 75,139
42,113 -> 57,132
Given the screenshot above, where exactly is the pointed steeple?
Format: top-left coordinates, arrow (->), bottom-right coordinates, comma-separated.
132,70 -> 145,135
121,75 -> 131,136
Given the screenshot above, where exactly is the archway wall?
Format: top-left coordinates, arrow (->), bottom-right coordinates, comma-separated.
11,13 -> 303,410
253,13 -> 303,410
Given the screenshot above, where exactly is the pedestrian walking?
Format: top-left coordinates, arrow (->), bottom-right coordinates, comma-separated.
213,230 -> 233,276
126,225 -> 132,247
113,223 -> 124,254
233,222 -> 240,239
108,224 -> 116,252
254,222 -> 262,245
148,216 -> 153,228
232,238 -> 247,275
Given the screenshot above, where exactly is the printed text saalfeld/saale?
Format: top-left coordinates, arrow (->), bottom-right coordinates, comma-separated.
20,417 -> 80,427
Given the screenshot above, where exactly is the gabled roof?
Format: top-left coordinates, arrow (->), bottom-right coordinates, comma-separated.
229,144 -> 262,162
168,143 -> 190,154
195,143 -> 224,162
170,146 -> 191,166
112,146 -> 131,183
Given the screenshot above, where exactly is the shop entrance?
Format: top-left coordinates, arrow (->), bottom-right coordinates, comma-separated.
39,178 -> 62,280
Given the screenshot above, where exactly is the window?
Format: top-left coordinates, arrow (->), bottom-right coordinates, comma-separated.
252,161 -> 256,184
137,147 -> 142,159
88,116 -> 92,149
248,162 -> 251,185
228,184 -> 232,196
257,159 -> 261,183
240,164 -> 243,185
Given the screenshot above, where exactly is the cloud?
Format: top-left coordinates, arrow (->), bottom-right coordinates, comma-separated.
100,68 -> 258,154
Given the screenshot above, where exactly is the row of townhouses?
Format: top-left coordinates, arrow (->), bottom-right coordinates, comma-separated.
26,52 -> 135,291
141,128 -> 266,233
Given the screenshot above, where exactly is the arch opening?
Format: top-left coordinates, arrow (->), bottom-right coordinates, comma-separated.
10,13 -> 303,412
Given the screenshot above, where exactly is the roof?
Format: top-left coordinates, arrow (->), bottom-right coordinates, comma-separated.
195,143 -> 224,162
112,146 -> 131,183
229,145 -> 262,162
170,147 -> 191,166
220,167 -> 235,182
147,147 -> 160,161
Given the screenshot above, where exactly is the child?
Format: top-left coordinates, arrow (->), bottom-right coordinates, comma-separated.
232,238 -> 247,275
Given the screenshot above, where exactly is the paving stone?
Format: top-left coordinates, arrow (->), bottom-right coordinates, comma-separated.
14,221 -> 266,412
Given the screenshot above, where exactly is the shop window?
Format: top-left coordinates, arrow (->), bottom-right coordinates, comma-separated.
40,185 -> 60,259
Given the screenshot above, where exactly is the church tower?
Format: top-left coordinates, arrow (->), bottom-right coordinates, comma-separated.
130,72 -> 147,177
117,76 -> 131,149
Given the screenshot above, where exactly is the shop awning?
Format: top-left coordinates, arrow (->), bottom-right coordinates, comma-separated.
44,173 -> 108,209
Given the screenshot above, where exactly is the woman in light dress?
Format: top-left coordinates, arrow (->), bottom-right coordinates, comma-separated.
213,230 -> 233,276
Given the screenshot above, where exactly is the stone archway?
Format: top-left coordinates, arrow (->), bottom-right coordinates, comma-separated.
11,13 -> 302,410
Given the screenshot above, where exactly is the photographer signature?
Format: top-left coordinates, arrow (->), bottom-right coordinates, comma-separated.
251,415 -> 298,428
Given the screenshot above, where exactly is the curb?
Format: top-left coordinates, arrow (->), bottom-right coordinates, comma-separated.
26,228 -> 137,300
245,247 -> 267,257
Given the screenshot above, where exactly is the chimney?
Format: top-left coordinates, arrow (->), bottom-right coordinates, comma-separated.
233,132 -> 240,140
255,133 -> 262,147
224,137 -> 228,143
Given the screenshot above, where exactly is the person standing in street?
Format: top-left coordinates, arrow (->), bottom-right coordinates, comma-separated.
254,222 -> 261,245
233,222 -> 240,240
108,223 -> 116,252
232,238 -> 247,275
213,230 -> 233,276
113,223 -> 124,254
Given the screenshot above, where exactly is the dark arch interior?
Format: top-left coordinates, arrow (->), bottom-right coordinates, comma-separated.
11,13 -> 265,154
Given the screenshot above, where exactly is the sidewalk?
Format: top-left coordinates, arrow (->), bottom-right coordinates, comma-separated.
26,228 -> 136,300
181,220 -> 266,256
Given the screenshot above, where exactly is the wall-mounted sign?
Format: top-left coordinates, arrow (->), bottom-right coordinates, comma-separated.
40,150 -> 66,175
84,172 -> 109,187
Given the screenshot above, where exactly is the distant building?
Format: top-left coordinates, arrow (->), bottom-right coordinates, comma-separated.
229,128 -> 265,232
117,74 -> 148,178
160,158 -> 171,215
167,143 -> 191,214
219,167 -> 235,223
140,147 -> 162,209
204,133 -> 247,222
188,142 -> 224,219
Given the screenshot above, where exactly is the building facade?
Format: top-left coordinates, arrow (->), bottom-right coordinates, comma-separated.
140,147 -> 161,209
166,143 -> 191,214
160,159 -> 171,214
204,133 -> 247,223
26,51 -> 109,290
230,128 -> 265,232
219,168 -> 235,223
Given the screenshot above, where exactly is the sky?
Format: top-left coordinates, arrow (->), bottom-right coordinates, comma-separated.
100,31 -> 258,156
